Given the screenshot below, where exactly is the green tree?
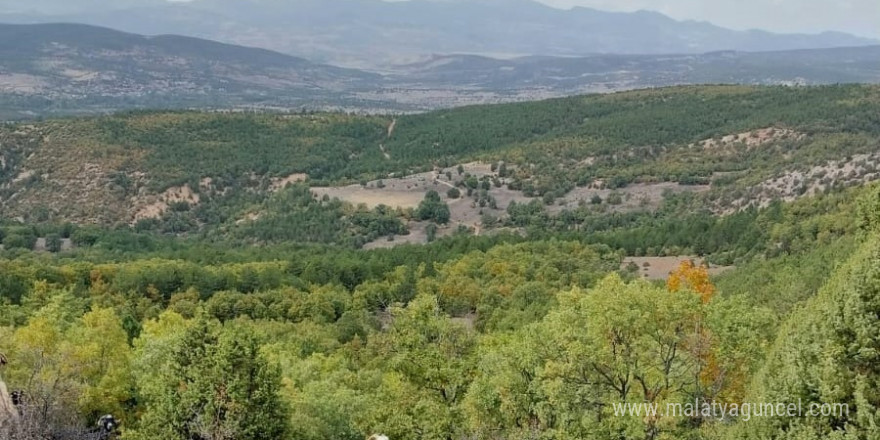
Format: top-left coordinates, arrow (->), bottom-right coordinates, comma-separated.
537,275 -> 704,439
46,233 -> 63,253
463,328 -> 549,440
416,191 -> 451,224
65,308 -> 134,420
129,317 -> 290,440
363,294 -> 477,440
426,223 -> 438,243
607,191 -> 624,206
727,234 -> 880,440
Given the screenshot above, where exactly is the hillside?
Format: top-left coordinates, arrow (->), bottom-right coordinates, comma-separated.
2,0 -> 876,68
2,84 -> 880,440
3,1 -> 880,439
0,23 -> 382,119
2,85 -> 879,254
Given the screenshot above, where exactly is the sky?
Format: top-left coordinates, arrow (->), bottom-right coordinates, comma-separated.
4,0 -> 878,39
530,0 -> 880,38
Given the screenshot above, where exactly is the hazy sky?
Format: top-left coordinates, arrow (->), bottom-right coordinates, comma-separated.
6,0 -> 878,39
529,0 -> 879,38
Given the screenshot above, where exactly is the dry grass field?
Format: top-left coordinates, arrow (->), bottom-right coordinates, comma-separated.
622,256 -> 735,281
312,162 -> 711,248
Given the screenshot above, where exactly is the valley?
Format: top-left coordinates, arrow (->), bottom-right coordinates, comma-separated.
1,83 -> 880,440
3,2 -> 880,439
0,23 -> 879,119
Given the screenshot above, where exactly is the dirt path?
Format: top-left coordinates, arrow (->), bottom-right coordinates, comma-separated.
387,118 -> 397,138
435,179 -> 456,189
379,119 -> 398,160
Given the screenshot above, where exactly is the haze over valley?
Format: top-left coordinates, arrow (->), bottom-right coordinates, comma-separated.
0,20 -> 878,119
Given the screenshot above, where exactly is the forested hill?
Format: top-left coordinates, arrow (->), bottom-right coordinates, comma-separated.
2,84 -> 879,231
2,84 -> 880,440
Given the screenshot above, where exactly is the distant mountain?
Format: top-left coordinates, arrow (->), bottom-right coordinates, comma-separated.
1,0 -> 876,69
395,46 -> 880,91
0,23 -> 383,118
0,23 -> 878,119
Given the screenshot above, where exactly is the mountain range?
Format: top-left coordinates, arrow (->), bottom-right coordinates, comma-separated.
395,46 -> 880,89
1,0 -> 876,69
1,22 -> 879,119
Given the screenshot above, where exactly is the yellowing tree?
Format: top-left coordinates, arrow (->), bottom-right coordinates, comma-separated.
667,260 -> 727,406
667,260 -> 716,303
5,305 -> 133,429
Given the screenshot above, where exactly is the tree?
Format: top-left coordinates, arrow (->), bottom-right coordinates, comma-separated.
65,308 -> 134,420
538,275 -> 704,439
416,191 -> 451,225
45,234 -> 63,253
463,328 -> 548,439
129,317 -> 290,440
857,182 -> 880,232
481,213 -> 498,229
446,187 -> 461,199
726,235 -> 880,440
2,304 -> 132,434
666,260 -> 721,410
667,260 -> 715,304
426,223 -> 438,243
364,294 -> 476,440
2,234 -> 31,250
284,354 -> 368,440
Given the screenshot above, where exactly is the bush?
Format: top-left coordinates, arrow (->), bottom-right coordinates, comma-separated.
3,233 -> 31,250
607,192 -> 624,206
46,233 -> 63,253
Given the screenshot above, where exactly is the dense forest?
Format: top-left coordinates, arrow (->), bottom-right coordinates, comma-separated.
1,85 -> 880,439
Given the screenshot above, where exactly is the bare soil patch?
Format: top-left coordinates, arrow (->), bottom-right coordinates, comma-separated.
622,256 -> 734,281
695,127 -> 804,150
0,74 -> 47,93
311,163 -> 494,211
719,152 -> 880,214
270,173 -> 308,192
315,162 -> 711,249
132,184 -> 201,223
552,182 -> 709,213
